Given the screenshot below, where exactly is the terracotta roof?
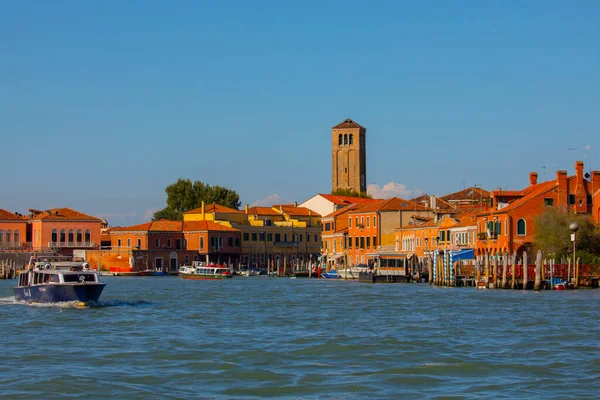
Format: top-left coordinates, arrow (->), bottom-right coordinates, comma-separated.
0,209 -> 26,221
453,214 -> 478,228
352,197 -> 432,213
324,203 -> 363,218
184,204 -> 244,215
492,190 -> 523,197
29,207 -> 102,221
111,222 -> 153,232
149,220 -> 183,231
332,118 -> 365,130
274,205 -> 321,218
317,193 -> 380,206
491,181 -> 557,214
183,220 -> 239,232
442,187 -> 491,202
248,207 -> 281,216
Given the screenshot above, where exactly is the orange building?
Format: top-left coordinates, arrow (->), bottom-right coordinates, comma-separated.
475,161 -> 600,257
0,209 -> 28,250
28,208 -> 102,253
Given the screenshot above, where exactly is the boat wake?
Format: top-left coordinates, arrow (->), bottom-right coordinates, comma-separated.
0,296 -> 153,308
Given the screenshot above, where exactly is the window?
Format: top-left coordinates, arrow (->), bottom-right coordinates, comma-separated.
299,234 -> 303,242
568,194 -> 575,205
68,229 -> 74,243
292,234 -> 296,242
348,236 -> 352,248
228,237 -> 233,247
344,134 -> 348,145
587,194 -> 593,205
243,233 -> 249,241
517,219 -> 526,235
252,233 -> 257,241
544,198 -> 554,207
505,220 -> 508,236
306,234 -> 310,243
349,134 -> 353,145
167,239 -> 172,248
156,239 -> 160,247
275,233 -> 281,242
366,237 -> 370,248
284,234 -> 288,242
325,223 -> 330,231
176,239 -> 181,250
0,230 -> 3,243
349,218 -> 352,228
338,134 -> 342,145
14,230 -> 19,244
235,238 -> 240,247
185,256 -> 189,264
314,234 -> 318,242
360,237 -> 365,249
118,239 -> 122,247
137,238 -> 141,248
77,229 -> 82,243
374,217 -> 377,227
373,236 -> 377,248
267,233 -> 273,242
355,237 -> 359,247
85,229 -> 91,243
60,229 -> 66,243
259,232 -> 265,241
200,237 -> 204,250
366,217 -> 370,228
361,216 -> 364,225
127,238 -> 131,247
355,217 -> 358,226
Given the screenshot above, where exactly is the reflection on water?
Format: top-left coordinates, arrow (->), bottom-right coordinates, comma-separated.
0,277 -> 599,399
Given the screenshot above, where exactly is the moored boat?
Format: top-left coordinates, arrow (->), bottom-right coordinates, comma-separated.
179,261 -> 232,280
13,255 -> 106,304
321,269 -> 340,279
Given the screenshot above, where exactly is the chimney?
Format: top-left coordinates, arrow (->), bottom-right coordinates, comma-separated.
245,204 -> 249,214
575,160 -> 584,181
529,172 -> 538,186
556,170 -> 568,207
201,201 -> 205,220
431,195 -> 437,210
294,201 -> 298,207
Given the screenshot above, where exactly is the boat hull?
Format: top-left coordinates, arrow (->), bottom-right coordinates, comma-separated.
13,283 -> 106,303
180,274 -> 232,280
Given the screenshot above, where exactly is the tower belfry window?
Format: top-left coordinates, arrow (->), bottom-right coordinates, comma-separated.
338,134 -> 342,145
349,134 -> 353,145
344,134 -> 348,145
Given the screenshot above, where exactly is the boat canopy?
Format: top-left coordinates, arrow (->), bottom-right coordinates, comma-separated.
451,248 -> 475,260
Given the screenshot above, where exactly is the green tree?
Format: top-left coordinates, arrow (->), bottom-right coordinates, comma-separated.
331,188 -> 372,199
534,207 -> 600,259
153,179 -> 241,221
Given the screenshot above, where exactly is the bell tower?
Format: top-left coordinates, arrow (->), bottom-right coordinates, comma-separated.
332,118 -> 367,194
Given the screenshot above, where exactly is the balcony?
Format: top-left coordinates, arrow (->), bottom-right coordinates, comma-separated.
48,242 -> 97,248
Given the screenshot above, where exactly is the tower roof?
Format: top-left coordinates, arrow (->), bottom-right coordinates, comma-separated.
332,118 -> 365,130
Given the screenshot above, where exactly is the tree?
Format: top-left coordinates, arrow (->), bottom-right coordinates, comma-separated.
534,207 -> 600,259
331,188 -> 372,199
153,179 -> 241,221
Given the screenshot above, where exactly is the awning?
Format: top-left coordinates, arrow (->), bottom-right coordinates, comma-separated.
451,248 -> 475,260
332,254 -> 344,260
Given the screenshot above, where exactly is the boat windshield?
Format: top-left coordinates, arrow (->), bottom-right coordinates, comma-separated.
63,274 -> 97,283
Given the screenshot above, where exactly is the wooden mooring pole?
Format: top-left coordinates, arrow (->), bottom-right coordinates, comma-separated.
501,252 -> 508,289
522,251 -> 528,290
534,250 -> 542,291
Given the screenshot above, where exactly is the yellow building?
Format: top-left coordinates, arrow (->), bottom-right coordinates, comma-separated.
183,202 -> 322,269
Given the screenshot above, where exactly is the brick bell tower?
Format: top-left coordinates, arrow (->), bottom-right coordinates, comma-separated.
331,118 -> 367,194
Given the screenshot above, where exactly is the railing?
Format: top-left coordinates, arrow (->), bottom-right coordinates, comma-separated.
274,241 -> 299,247
0,242 -> 29,250
47,242 -> 97,248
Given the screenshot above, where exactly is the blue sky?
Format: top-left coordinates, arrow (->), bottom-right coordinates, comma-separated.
1,1 -> 598,226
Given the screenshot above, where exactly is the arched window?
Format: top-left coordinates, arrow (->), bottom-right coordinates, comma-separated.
60,229 -> 66,244
0,230 -> 3,243
85,229 -> 91,243
68,229 -> 74,243
14,230 -> 20,244
517,219 -> 526,235
349,134 -> 353,145
52,229 -> 58,243
77,229 -> 83,243
344,134 -> 348,145
338,134 -> 342,145
6,230 -> 12,244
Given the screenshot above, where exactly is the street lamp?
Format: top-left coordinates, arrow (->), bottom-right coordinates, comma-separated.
569,222 -> 579,285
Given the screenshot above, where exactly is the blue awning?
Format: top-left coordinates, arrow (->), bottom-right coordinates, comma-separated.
451,248 -> 475,260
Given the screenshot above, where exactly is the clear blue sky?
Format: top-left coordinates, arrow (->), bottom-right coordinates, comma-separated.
1,1 -> 598,226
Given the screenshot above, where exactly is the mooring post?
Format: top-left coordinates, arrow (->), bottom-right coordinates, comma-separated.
522,251 -> 528,290
575,257 -> 581,288
534,250 -> 542,291
502,252 -> 508,289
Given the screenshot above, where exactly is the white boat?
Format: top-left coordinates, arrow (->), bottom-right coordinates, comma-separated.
337,266 -> 368,279
179,261 -> 232,280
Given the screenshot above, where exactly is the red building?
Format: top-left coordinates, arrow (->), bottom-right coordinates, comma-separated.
0,209 -> 28,250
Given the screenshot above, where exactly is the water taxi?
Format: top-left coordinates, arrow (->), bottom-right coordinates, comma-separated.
14,256 -> 106,304
179,261 -> 232,280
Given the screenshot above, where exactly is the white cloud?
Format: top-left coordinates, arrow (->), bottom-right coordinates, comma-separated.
251,194 -> 281,207
143,208 -> 159,220
367,182 -> 419,199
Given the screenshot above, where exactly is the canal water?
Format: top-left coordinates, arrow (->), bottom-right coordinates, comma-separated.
1,276 -> 599,399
